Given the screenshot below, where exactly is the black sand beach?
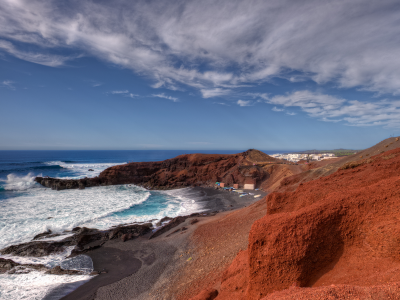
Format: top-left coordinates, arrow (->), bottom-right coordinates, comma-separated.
59,187 -> 266,300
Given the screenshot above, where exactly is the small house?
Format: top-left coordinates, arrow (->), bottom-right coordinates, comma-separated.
244,178 -> 256,190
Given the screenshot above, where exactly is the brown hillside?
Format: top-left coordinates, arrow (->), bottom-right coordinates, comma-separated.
244,149 -> 280,163
191,141 -> 400,300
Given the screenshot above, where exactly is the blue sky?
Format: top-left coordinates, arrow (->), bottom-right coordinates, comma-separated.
1,0 -> 400,151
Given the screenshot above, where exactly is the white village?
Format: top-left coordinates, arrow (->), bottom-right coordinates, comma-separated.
270,153 -> 336,163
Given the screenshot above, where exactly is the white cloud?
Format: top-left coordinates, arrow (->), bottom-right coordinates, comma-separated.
201,88 -> 230,98
152,93 -> 179,102
286,112 -> 296,116
264,90 -> 400,128
0,39 -> 75,67
2,80 -> 15,90
237,100 -> 252,107
272,106 -> 284,112
111,90 -> 129,94
213,102 -> 230,106
110,90 -> 139,98
1,0 -> 400,97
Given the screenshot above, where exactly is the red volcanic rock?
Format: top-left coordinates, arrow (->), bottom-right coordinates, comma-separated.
215,250 -> 249,300
193,146 -> 400,299
99,150 -> 273,189
261,283 -> 400,300
246,147 -> 400,298
36,150 -> 281,190
190,288 -> 219,300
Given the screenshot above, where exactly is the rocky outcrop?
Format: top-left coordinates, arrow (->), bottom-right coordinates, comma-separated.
0,224 -> 152,257
0,258 -> 48,274
35,150 -> 282,190
0,241 -> 68,257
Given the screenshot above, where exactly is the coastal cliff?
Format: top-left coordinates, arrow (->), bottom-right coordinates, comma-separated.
35,149 -> 286,190
189,137 -> 400,299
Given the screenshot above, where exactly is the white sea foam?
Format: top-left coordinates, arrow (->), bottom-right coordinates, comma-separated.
0,183 -> 205,251
44,161 -> 125,178
0,172 -> 205,299
160,187 -> 206,215
0,173 -> 40,191
1,246 -> 75,268
0,271 -> 92,300
0,247 -> 93,300
0,184 -> 150,250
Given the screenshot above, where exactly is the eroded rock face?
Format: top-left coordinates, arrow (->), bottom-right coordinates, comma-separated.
245,147 -> 400,298
35,150 -> 279,190
193,146 -> 400,299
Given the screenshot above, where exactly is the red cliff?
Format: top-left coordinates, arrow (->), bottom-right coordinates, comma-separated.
191,139 -> 400,299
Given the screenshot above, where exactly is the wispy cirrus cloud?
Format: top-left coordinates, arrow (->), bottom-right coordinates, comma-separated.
237,100 -> 253,107
265,90 -> 400,128
91,81 -> 103,87
3,0 -> 400,129
2,80 -> 15,90
201,88 -> 230,99
110,90 -> 139,98
1,0 -> 400,97
152,93 -> 178,102
0,39 -> 76,67
111,90 -> 129,94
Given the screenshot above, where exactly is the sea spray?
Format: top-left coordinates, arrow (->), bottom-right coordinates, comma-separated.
0,172 -> 40,191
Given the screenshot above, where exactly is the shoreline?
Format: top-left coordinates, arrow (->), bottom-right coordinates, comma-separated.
53,186 -> 267,300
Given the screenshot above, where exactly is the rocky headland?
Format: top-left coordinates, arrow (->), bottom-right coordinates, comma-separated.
34,149 -> 288,191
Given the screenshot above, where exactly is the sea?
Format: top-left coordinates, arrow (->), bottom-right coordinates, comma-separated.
0,150 -> 282,300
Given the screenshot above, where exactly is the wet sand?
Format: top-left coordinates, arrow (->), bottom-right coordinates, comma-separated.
60,187 -> 266,300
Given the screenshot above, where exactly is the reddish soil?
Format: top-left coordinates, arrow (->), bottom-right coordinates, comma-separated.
167,199 -> 268,300
190,139 -> 400,299
262,283 -> 400,300
260,164 -> 306,193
